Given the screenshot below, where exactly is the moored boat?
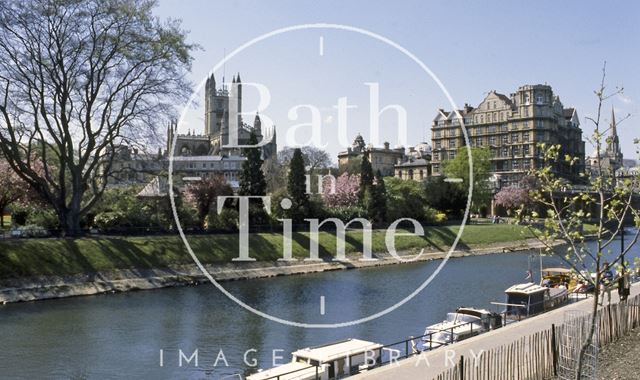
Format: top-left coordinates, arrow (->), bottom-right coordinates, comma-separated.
247,338 -> 383,380
498,282 -> 568,320
417,307 -> 502,351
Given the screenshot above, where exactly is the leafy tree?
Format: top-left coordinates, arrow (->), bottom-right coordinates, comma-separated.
287,148 -> 310,222
0,0 -> 194,236
385,177 -> 433,222
443,147 -> 491,213
322,173 -> 360,208
185,176 -> 233,228
522,65 -> 639,379
340,156 -> 362,175
279,146 -> 332,172
359,154 -> 374,202
423,177 -> 467,217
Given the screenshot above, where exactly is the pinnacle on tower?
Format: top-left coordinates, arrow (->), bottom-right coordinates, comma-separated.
254,112 -> 261,131
236,72 -> 241,83
610,106 -> 617,137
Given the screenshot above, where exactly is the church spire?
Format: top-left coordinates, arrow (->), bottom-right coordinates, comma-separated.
610,106 -> 617,137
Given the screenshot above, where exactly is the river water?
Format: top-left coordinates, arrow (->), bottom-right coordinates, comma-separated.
1,235 -> 638,379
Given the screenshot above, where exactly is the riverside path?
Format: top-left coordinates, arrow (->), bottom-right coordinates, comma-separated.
353,282 -> 640,379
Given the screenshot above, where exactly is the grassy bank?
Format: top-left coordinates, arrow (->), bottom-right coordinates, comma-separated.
0,224 -> 564,280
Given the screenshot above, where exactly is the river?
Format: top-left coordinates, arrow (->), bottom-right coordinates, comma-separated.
1,234 -> 638,379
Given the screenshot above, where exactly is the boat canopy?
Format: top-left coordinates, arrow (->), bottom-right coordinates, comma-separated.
505,282 -> 549,295
247,362 -> 321,380
292,339 -> 383,364
542,268 -> 572,274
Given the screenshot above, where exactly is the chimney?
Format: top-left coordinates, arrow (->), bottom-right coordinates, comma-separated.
384,142 -> 390,150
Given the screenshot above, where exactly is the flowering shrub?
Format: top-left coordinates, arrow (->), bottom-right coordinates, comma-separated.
322,173 -> 360,208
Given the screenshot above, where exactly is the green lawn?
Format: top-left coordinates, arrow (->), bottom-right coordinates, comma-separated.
0,223 -> 577,280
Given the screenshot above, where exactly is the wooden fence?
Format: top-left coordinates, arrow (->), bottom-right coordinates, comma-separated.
431,294 -> 640,380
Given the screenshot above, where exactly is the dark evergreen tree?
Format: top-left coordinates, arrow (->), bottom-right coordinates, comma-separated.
239,132 -> 267,197
367,170 -> 387,223
238,132 -> 268,224
359,154 -> 374,202
287,148 -> 310,222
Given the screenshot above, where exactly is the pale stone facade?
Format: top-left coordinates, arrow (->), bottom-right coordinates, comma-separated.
431,84 -> 585,188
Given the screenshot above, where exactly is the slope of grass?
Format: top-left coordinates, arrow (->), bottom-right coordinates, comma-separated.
0,224 -> 544,279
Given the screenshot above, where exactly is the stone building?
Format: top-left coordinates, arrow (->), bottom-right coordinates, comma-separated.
338,134 -> 405,176
586,107 -> 623,178
106,73 -> 274,190
431,84 -> 585,188
394,142 -> 432,181
169,73 -> 277,160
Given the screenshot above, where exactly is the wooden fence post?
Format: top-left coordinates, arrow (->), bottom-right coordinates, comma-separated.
551,323 -> 558,376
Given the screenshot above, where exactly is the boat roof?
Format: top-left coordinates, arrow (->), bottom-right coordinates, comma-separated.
247,362 -> 319,380
505,282 -> 549,295
542,267 -> 571,274
293,339 -> 383,363
457,307 -> 492,317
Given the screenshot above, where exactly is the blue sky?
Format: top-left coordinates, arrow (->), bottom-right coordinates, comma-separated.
155,0 -> 640,161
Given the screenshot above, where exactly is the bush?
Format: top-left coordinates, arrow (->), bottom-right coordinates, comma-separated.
26,209 -> 59,230
206,208 -> 239,232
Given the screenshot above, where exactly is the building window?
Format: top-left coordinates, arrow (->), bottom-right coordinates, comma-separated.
502,135 -> 509,144
512,133 -> 519,143
435,141 -> 441,149
524,121 -> 529,128
512,122 -> 518,130
513,160 -> 520,170
433,164 -> 440,173
450,151 -> 456,159
523,160 -> 530,170
513,146 -> 520,156
489,136 -> 496,145
536,120 -> 544,128
449,139 -> 456,148
523,132 -> 529,141
489,126 -> 497,133
502,147 -> 509,157
523,145 -> 530,155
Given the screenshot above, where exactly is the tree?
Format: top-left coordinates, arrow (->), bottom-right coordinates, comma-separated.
0,0 -> 194,235
423,177 -> 467,217
322,173 -> 360,208
522,64 -> 638,379
494,186 -> 530,215
385,177 -> 434,222
239,131 -> 267,197
359,154 -> 374,202
185,176 -> 233,228
366,170 -> 387,222
279,146 -> 332,172
0,159 -> 25,226
287,148 -> 310,222
443,147 -> 491,213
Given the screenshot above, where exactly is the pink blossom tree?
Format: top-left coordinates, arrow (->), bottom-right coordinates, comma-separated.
184,176 -> 234,228
494,186 -> 529,215
322,173 -> 360,208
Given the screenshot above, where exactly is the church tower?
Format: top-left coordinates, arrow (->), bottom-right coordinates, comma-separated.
606,107 -> 623,171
